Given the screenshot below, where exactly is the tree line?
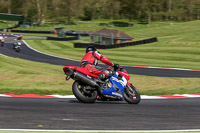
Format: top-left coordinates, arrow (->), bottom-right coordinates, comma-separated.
0,0 -> 200,24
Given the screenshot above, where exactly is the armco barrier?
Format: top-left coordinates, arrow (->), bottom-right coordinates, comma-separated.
74,37 -> 157,49
47,36 -> 78,41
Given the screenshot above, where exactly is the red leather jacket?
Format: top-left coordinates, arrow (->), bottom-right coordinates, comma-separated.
80,51 -> 114,67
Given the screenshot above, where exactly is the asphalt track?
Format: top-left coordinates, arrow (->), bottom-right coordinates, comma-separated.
0,36 -> 200,77
0,97 -> 200,130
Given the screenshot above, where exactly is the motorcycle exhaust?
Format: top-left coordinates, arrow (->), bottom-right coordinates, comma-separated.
66,68 -> 101,91
74,71 -> 98,87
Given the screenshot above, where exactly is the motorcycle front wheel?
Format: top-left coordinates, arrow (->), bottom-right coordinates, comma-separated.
124,84 -> 141,104
72,81 -> 97,103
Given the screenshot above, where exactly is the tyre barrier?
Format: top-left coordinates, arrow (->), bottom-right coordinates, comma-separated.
0,33 -> 15,37
10,30 -> 52,34
74,37 -> 157,49
47,36 -> 79,41
65,33 -> 89,36
9,30 -> 90,36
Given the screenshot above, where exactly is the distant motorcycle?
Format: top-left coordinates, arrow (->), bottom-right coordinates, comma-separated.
13,41 -> 22,52
0,36 -> 5,47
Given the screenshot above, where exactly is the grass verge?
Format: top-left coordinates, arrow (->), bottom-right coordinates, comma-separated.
0,56 -> 200,95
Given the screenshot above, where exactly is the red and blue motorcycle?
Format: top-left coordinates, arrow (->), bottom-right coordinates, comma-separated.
63,65 -> 140,104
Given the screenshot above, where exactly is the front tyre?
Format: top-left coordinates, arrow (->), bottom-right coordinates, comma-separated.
72,81 -> 97,103
124,84 -> 140,104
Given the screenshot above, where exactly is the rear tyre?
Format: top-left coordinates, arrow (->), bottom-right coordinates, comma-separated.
72,81 -> 97,103
0,42 -> 4,47
124,84 -> 140,104
16,49 -> 20,52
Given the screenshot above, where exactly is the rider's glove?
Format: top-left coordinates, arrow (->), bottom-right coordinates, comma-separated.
113,63 -> 120,70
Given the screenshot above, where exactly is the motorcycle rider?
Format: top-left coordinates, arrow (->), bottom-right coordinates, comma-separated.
17,35 -> 23,40
80,45 -> 119,80
13,35 -> 23,49
0,36 -> 5,46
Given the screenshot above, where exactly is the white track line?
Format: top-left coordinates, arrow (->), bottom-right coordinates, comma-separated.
47,94 -> 76,98
0,53 -> 8,57
1,94 -> 200,99
174,94 -> 200,98
140,95 -> 167,99
133,66 -> 200,71
0,94 -> 11,97
49,94 -> 200,99
0,129 -> 200,132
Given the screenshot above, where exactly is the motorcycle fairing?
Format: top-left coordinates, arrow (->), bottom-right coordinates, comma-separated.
63,66 -> 98,77
101,73 -> 127,99
118,71 -> 130,80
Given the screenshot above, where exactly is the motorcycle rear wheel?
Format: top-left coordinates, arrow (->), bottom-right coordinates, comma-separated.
124,84 -> 141,104
72,81 -> 97,103
1,43 -> 4,47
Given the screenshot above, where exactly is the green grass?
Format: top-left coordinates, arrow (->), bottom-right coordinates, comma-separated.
0,22 -> 16,29
1,55 -> 200,95
0,56 -> 72,93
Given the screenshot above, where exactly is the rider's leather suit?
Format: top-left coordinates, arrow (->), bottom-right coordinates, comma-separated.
80,50 -> 114,77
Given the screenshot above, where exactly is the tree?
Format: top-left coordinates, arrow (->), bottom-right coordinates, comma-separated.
120,0 -> 139,21
8,0 -> 11,13
146,0 -> 158,24
0,0 -> 200,24
36,0 -> 42,24
0,0 -> 8,13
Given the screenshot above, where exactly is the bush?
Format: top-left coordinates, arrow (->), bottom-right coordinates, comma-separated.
97,23 -> 109,26
79,7 -> 93,21
110,21 -> 133,27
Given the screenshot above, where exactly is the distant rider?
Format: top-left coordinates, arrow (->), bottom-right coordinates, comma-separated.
0,36 -> 5,46
17,35 -> 23,40
13,35 -> 23,49
80,45 -> 119,80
